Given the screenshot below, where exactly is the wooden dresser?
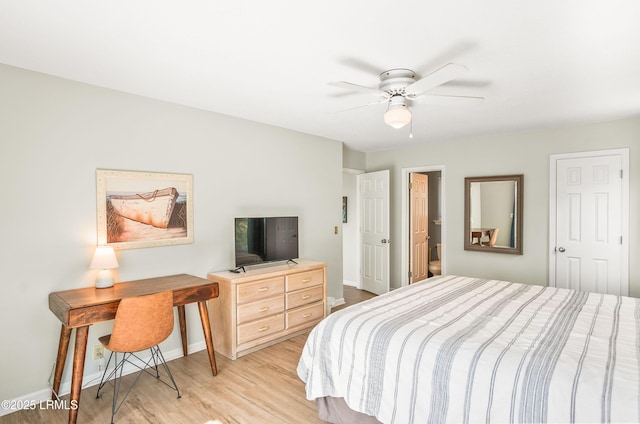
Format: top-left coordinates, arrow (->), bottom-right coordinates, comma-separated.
208,260 -> 326,359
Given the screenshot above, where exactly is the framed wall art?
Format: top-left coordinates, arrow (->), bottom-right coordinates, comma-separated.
96,169 -> 194,249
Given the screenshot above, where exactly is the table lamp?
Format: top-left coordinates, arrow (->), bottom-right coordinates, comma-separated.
90,246 -> 119,288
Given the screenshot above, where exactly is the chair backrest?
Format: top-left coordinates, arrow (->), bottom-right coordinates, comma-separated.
488,228 -> 500,247
106,291 -> 174,353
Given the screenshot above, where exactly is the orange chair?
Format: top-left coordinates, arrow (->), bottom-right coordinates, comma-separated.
96,291 -> 180,423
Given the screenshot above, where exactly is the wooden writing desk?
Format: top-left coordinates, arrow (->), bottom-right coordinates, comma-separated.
49,274 -> 219,424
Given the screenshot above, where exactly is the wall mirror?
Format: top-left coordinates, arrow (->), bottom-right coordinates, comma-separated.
464,174 -> 523,254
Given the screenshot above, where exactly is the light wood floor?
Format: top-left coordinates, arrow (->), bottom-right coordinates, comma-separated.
333,285 -> 377,312
2,286 -> 376,424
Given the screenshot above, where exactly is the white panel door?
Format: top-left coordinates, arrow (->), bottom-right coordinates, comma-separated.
360,170 -> 390,295
554,154 -> 625,295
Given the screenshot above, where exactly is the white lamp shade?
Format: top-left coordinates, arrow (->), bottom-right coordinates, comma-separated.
91,246 -> 118,289
90,246 -> 119,270
384,105 -> 412,129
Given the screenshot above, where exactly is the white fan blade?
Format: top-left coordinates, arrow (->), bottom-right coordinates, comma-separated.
405,63 -> 469,96
328,81 -> 384,96
409,94 -> 484,105
327,98 -> 387,115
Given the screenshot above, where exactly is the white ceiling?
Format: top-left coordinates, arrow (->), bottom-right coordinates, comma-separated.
2,1 -> 639,152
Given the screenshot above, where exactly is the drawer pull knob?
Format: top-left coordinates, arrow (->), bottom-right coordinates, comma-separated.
258,326 -> 270,332
303,313 -> 312,318
302,278 -> 311,283
259,307 -> 269,312
302,294 -> 311,300
258,287 -> 269,292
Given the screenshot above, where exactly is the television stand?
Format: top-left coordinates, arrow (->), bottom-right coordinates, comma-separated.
208,260 -> 327,359
287,259 -> 298,265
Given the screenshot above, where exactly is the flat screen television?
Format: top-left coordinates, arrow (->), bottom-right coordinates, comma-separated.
234,216 -> 299,269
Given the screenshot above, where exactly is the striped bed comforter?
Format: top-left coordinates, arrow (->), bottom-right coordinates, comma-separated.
297,275 -> 640,423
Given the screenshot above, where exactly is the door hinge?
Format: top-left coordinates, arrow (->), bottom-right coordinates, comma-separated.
620,235 -> 623,245
408,182 -> 413,190
408,271 -> 412,278
620,169 -> 623,179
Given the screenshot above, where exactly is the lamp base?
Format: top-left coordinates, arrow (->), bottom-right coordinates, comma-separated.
95,269 -> 114,289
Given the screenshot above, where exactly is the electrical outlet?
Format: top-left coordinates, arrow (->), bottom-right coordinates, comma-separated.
93,344 -> 104,361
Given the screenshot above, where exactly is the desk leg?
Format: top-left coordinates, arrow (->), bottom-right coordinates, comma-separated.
197,300 -> 217,376
52,325 -> 72,400
68,326 -> 88,424
177,305 -> 188,356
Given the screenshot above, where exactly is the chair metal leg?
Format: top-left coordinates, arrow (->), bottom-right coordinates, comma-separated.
96,345 -> 181,422
111,352 -> 123,424
96,350 -> 115,399
155,346 -> 181,398
149,347 -> 160,378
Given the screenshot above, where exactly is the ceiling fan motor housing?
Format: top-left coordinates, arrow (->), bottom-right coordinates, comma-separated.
378,68 -> 417,95
388,95 -> 408,108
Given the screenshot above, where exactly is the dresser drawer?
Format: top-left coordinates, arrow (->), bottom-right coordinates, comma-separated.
286,302 -> 324,329
237,277 -> 284,304
237,313 -> 285,345
286,269 -> 324,292
286,285 -> 324,309
237,296 -> 284,325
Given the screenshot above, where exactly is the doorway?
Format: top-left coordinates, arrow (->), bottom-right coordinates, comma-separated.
410,173 -> 430,283
402,165 -> 445,287
549,149 -> 629,295
342,169 -> 363,289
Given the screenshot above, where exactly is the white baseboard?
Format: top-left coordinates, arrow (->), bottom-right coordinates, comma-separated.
0,388 -> 54,417
0,341 -> 207,417
342,280 -> 359,287
330,298 -> 345,311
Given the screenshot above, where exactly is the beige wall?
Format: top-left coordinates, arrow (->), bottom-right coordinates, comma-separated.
0,64 -> 343,403
343,145 -> 365,170
366,117 -> 639,294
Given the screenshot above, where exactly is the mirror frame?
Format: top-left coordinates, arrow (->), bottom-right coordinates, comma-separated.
464,174 -> 523,255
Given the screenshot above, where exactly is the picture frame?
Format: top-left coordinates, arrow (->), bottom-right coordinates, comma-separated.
342,196 -> 348,223
96,169 -> 194,250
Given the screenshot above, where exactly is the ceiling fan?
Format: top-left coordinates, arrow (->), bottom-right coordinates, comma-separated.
329,63 -> 484,132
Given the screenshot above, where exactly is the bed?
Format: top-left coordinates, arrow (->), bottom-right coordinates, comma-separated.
297,275 -> 640,423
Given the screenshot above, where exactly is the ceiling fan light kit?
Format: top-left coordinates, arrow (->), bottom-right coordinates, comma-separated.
384,98 -> 412,129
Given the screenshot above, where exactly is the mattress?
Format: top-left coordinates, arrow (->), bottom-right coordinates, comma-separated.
297,275 -> 640,423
